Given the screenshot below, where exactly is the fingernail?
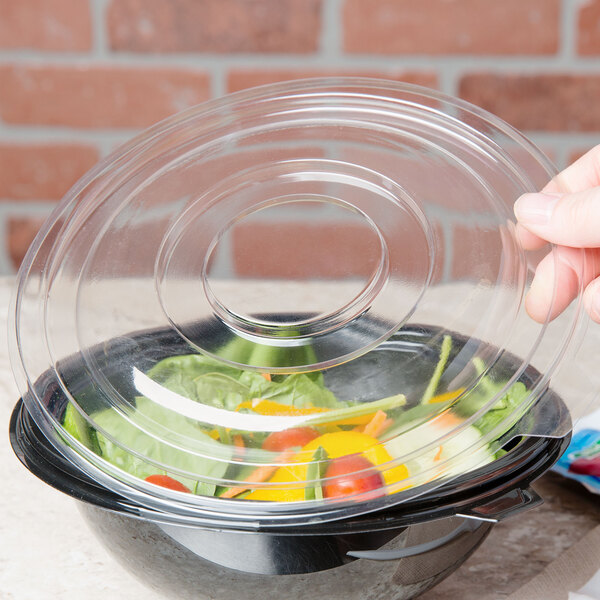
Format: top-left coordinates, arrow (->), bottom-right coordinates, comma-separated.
514,192 -> 562,225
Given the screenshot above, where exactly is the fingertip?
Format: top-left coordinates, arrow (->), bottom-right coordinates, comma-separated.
524,291 -> 548,324
515,222 -> 548,251
525,248 -> 581,323
583,278 -> 600,323
524,264 -> 553,323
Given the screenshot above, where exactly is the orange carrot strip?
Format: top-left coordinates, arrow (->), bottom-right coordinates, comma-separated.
355,417 -> 392,436
261,373 -> 271,381
219,450 -> 294,499
434,446 -> 444,462
377,418 -> 394,436
434,412 -> 464,429
233,434 -> 245,448
363,410 -> 388,438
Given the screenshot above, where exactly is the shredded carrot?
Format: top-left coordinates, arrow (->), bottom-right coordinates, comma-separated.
233,434 -> 245,449
219,450 -> 294,499
363,410 -> 388,438
261,373 -> 271,381
378,418 -> 394,435
433,412 -> 464,429
434,446 -> 444,462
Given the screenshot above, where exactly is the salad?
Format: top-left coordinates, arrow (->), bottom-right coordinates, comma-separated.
62,335 -> 529,502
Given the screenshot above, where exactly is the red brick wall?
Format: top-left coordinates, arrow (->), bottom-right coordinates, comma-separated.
1,0 -> 598,274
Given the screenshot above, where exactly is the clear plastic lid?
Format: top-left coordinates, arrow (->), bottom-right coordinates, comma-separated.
10,79 -> 599,525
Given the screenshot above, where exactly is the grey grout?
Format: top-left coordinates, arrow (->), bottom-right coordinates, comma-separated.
526,131 -> 600,168
2,51 -> 600,71
210,65 -> 227,99
90,0 -> 110,58
320,0 -> 343,57
559,0 -> 572,60
96,138 -> 120,157
0,126 -> 597,150
561,0 -> 585,60
0,201 -> 58,214
437,62 -> 463,97
0,124 -> 140,142
0,222 -> 11,274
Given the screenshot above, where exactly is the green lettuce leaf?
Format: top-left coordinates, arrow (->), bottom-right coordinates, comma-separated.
454,378 -> 529,435
92,397 -> 233,494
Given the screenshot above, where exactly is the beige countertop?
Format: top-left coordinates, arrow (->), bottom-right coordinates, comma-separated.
2,276 -> 599,599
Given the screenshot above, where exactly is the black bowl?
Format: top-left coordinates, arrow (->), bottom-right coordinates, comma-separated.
9,326 -> 570,599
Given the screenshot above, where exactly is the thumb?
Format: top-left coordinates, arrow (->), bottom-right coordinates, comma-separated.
514,186 -> 600,248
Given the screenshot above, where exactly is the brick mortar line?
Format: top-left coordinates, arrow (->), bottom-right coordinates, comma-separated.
0,125 -> 139,140
210,67 -> 227,99
526,132 -> 600,146
0,203 -> 59,218
95,138 -> 119,157
526,132 -> 600,167
559,0 -> 577,59
320,0 -> 343,56
0,126 -> 598,145
437,68 -> 458,97
1,52 -> 600,70
553,144 -> 570,170
0,218 -> 11,273
0,201 -> 498,280
0,201 -> 530,226
90,0 -> 109,57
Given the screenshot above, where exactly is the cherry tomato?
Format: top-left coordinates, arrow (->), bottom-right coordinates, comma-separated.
145,474 -> 191,493
323,455 -> 384,499
262,427 -> 320,452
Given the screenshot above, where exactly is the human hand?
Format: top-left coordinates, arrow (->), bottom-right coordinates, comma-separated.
513,145 -> 600,324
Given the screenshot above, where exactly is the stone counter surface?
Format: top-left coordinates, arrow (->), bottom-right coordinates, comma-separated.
2,277 -> 599,599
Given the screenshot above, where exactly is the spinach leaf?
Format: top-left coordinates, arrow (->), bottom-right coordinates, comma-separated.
257,373 -> 341,408
146,354 -> 242,384
145,354 -> 340,410
191,372 -> 248,411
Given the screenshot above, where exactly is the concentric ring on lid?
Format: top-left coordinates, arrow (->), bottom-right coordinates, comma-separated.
155,159 -> 434,371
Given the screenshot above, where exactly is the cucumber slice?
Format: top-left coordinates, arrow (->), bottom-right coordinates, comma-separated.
62,402 -> 101,454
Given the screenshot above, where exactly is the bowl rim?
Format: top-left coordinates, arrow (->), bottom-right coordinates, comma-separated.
10,391 -> 570,534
